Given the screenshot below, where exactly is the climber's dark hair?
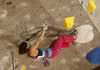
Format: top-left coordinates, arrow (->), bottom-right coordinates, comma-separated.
19,42 -> 27,55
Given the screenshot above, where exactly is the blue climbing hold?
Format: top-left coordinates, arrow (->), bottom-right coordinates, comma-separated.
86,47 -> 100,64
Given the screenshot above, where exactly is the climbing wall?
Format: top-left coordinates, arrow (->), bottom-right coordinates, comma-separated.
0,0 -> 100,70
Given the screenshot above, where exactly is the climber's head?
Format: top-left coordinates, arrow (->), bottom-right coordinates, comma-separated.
19,42 -> 29,55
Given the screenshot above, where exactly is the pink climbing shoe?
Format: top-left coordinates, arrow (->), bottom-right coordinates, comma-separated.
42,59 -> 50,67
69,30 -> 78,40
69,30 -> 78,46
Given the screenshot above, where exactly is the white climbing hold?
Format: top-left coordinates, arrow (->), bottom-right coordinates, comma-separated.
76,25 -> 94,43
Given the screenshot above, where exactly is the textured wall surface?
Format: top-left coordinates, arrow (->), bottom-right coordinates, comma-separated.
0,0 -> 100,70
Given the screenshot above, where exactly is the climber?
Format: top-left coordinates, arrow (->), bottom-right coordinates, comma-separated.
19,25 -> 78,67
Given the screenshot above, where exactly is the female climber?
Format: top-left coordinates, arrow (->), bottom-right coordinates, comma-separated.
19,26 -> 78,67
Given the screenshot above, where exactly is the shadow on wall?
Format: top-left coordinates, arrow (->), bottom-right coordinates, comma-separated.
27,26 -> 73,41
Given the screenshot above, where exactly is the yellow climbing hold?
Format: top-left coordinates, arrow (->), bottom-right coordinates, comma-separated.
74,40 -> 77,43
21,65 -> 26,70
1,12 -> 6,18
14,60 -> 17,63
64,16 -> 75,28
87,0 -> 96,13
